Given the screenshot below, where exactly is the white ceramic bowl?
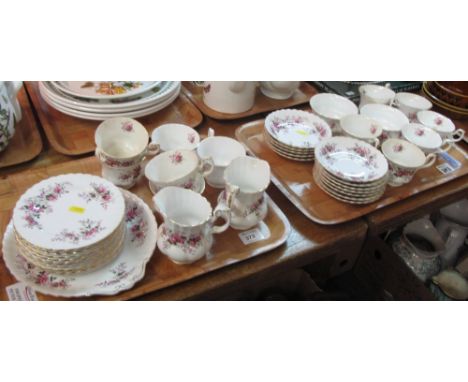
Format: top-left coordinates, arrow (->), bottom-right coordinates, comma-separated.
309,93 -> 358,133
360,104 -> 409,139
151,123 -> 200,152
339,114 -> 382,146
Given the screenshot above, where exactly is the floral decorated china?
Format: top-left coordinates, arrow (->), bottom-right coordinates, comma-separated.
359,84 -> 395,108
393,92 -> 432,121
314,136 -> 388,183
148,173 -> 206,195
0,81 -> 23,122
260,81 -> 300,100
339,114 -> 382,147
153,187 -> 230,264
3,189 -> 157,297
402,123 -> 451,154
54,81 -> 159,100
151,123 -> 201,152
264,109 -> 332,149
381,138 -> 436,187
309,93 -> 358,134
145,149 -> 214,193
197,135 -> 246,188
360,104 -> 409,141
0,91 -> 15,153
416,110 -> 465,142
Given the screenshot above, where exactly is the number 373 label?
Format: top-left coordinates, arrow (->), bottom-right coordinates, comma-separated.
238,222 -> 271,245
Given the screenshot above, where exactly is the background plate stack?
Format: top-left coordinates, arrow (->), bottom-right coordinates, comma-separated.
39,81 -> 181,120
313,137 -> 389,204
12,174 -> 126,274
264,109 -> 332,162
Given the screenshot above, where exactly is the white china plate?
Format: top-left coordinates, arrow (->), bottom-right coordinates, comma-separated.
314,161 -> 388,188
40,81 -> 180,112
53,81 -> 159,100
315,136 -> 388,183
3,189 -> 157,297
264,109 -> 331,149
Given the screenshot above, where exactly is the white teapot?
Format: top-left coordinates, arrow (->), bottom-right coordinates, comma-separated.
195,81 -> 256,114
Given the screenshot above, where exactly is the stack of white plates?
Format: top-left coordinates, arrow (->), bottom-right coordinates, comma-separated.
264,109 -> 332,161
39,81 -> 181,120
313,137 -> 389,204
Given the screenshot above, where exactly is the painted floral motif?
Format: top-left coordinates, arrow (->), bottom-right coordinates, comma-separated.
319,142 -> 337,158
351,143 -> 378,169
381,131 -> 389,141
16,255 -> 71,289
393,143 -> 404,152
103,157 -> 135,168
118,165 -> 142,183
169,151 -> 183,164
370,124 -> 378,135
270,115 -> 305,135
78,182 -> 113,209
95,262 -> 135,288
20,182 -> 72,229
161,226 -> 203,255
313,122 -> 328,138
95,81 -> 143,96
409,112 -> 417,121
203,84 -> 211,93
187,132 -> 196,144
415,127 -> 425,136
243,196 -> 265,218
181,177 -> 196,190
0,103 -> 12,151
125,199 -> 148,246
434,117 -> 444,126
121,121 -> 134,132
52,219 -> 104,244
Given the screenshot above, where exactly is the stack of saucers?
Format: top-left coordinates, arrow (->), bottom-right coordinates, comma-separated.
39,81 -> 181,120
313,137 -> 389,204
12,174 -> 126,274
264,109 -> 332,161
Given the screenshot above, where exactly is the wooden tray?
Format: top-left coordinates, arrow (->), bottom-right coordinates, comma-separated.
0,156 -> 291,300
0,87 -> 42,169
25,81 -> 204,156
236,120 -> 468,225
182,82 -> 318,120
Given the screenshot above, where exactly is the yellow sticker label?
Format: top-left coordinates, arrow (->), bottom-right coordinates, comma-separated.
68,206 -> 85,214
295,129 -> 310,136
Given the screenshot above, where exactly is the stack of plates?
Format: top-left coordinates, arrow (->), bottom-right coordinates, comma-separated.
313,137 -> 389,204
12,174 -> 126,274
39,81 -> 181,120
264,109 -> 332,161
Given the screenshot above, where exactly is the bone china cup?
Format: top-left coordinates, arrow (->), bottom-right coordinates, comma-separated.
151,123 -> 200,152
402,123 -> 452,154
359,84 -> 396,108
198,81 -> 256,114
393,92 -> 432,121
339,114 -> 382,147
153,186 -> 231,264
310,93 -> 358,134
223,156 -> 271,230
416,110 -> 465,143
145,149 -> 214,193
260,81 -> 300,100
95,117 -> 159,188
360,103 -> 409,141
382,138 -> 436,187
197,136 -> 246,188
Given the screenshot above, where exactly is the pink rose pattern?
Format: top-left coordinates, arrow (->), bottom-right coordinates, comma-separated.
169,151 -> 183,164
370,124 -> 378,135
118,165 -> 142,182
393,143 -> 404,152
125,198 -> 148,246
121,121 -> 134,132
415,127 -> 425,136
103,157 -> 136,168
187,133 -> 196,144
161,226 -> 203,255
16,255 -> 71,288
270,115 -> 305,136
52,219 -> 104,244
78,182 -> 113,209
434,117 -> 444,126
95,262 -> 136,288
20,182 -> 72,229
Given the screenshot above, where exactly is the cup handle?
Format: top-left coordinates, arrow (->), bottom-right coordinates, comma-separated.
371,137 -> 380,148
224,184 -> 240,209
146,142 -> 160,156
447,129 -> 465,143
199,157 -> 214,176
95,147 -> 104,161
211,204 -> 231,234
207,127 -> 215,137
438,140 -> 453,153
419,153 -> 437,170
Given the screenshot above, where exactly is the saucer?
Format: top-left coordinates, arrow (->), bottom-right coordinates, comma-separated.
148,174 -> 206,195
2,189 -> 157,297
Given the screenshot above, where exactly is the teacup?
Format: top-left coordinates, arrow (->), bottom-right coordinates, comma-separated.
197,136 -> 246,188
153,186 -> 231,264
339,114 -> 382,147
360,104 -> 409,141
0,81 -> 23,122
416,110 -> 465,143
359,83 -> 395,108
195,81 -> 256,114
309,93 -> 358,134
222,156 -> 270,230
402,123 -> 452,154
95,117 -> 159,188
382,138 -> 436,187
145,149 -> 214,193
393,92 -> 432,121
0,91 -> 15,153
151,123 -> 202,152
259,81 -> 300,100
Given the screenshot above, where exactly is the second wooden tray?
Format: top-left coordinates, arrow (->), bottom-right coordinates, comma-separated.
25,81 -> 204,156
182,81 -> 318,120
0,156 -> 290,300
236,119 -> 468,225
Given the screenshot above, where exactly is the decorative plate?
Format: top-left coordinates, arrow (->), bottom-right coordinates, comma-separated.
315,137 -> 388,182
264,109 -> 331,149
3,189 -> 157,297
53,81 -> 159,100
12,174 -> 125,251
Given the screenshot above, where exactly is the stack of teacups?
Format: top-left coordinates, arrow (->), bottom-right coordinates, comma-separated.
263,109 -> 332,161
95,117 -> 159,188
12,174 -> 126,274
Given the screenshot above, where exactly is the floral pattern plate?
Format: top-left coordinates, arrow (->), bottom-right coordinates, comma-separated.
315,137 -> 388,183
54,81 -> 159,100
264,109 -> 332,149
3,189 -> 157,297
13,174 -> 125,251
